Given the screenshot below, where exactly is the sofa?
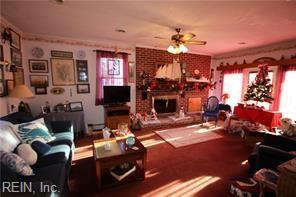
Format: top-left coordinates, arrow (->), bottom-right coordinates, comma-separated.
248,132 -> 296,175
0,112 -> 74,196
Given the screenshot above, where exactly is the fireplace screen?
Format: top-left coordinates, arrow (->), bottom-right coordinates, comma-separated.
153,98 -> 177,114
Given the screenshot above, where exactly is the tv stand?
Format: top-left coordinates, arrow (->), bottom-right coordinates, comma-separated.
104,105 -> 130,130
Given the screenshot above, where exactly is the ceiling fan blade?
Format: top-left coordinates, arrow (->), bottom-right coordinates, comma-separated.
180,33 -> 195,41
154,36 -> 168,40
186,40 -> 207,45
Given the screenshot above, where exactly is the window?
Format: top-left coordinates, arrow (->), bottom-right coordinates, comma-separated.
247,71 -> 273,109
222,70 -> 243,110
96,51 -> 128,104
100,58 -> 125,86
279,68 -> 296,120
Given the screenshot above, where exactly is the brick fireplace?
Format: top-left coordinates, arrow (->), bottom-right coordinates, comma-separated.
136,47 -> 211,114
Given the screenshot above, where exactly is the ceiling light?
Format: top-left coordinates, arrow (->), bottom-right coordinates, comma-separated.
167,44 -> 188,54
115,29 -> 126,33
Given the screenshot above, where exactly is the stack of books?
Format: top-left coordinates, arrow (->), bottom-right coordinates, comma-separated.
110,163 -> 136,181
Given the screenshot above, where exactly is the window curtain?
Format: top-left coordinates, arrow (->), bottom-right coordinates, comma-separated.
271,66 -> 284,111
222,69 -> 243,111
279,66 -> 296,120
95,51 -> 128,105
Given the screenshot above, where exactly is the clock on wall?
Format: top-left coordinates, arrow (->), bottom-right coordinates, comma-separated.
31,47 -> 44,58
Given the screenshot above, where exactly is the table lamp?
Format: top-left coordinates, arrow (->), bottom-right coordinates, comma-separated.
9,84 -> 34,113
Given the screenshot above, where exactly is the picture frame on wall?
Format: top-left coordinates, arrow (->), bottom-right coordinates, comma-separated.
5,79 -> 14,96
13,68 -> 24,86
0,65 -> 5,97
69,101 -> 83,112
35,87 -> 47,95
30,75 -> 49,87
76,60 -> 88,83
128,61 -> 135,83
0,45 -> 3,61
51,58 -> 75,86
29,59 -> 49,73
11,48 -> 22,67
51,50 -> 73,58
10,28 -> 21,50
77,84 -> 90,94
108,59 -> 120,75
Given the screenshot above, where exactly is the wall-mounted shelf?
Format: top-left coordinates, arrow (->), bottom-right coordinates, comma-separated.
216,58 -> 296,71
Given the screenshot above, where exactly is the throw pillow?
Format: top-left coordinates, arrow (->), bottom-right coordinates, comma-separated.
16,118 -> 56,143
16,144 -> 38,166
31,141 -> 51,156
0,122 -> 21,152
0,151 -> 34,176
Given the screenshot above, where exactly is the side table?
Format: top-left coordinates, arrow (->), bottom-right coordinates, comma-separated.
277,158 -> 296,197
41,111 -> 88,138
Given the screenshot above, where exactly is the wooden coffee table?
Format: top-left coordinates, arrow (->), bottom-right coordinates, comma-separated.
93,131 -> 147,191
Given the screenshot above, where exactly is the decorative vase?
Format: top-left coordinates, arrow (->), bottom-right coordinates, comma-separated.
102,127 -> 111,150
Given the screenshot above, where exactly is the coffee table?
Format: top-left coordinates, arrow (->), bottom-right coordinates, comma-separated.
93,131 -> 147,191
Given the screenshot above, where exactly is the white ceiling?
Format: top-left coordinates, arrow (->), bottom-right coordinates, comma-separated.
1,1 -> 296,55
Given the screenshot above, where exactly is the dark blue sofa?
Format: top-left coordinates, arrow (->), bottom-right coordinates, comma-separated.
0,112 -> 74,196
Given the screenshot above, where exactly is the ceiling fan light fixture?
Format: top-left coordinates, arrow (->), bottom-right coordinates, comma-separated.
179,44 -> 188,53
167,45 -> 177,54
167,44 -> 188,54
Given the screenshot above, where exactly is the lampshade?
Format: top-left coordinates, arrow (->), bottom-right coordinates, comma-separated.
9,85 -> 34,98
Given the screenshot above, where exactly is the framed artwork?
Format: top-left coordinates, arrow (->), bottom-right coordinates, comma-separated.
6,79 -> 14,95
11,48 -> 22,67
128,61 -> 135,83
77,84 -> 90,94
13,68 -> 24,86
35,87 -> 47,95
108,59 -> 120,75
51,58 -> 75,86
29,59 -> 48,73
0,65 -> 5,97
69,102 -> 83,112
10,28 -> 21,50
30,75 -> 49,87
51,50 -> 73,58
0,45 -> 3,61
76,60 -> 88,83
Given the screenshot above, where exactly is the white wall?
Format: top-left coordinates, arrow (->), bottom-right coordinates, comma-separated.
22,40 -> 136,125
210,40 -> 296,100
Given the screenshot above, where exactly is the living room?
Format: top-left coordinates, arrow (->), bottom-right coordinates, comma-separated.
0,1 -> 296,197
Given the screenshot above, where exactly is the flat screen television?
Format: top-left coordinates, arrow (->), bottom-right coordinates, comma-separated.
103,86 -> 131,105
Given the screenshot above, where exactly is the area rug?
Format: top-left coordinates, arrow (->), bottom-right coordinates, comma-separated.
154,124 -> 223,148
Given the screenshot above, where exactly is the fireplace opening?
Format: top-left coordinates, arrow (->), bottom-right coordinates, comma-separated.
152,95 -> 179,115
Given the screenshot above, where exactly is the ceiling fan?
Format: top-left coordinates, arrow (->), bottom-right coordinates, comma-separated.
155,28 -> 207,54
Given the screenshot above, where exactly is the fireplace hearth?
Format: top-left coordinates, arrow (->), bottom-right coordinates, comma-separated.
152,95 -> 179,115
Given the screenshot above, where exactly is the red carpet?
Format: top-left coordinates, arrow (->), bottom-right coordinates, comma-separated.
69,128 -> 251,197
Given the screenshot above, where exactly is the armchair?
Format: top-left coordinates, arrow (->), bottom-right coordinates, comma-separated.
202,96 -> 219,126
248,133 -> 296,175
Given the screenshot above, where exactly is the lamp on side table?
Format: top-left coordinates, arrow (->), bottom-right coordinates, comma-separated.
9,84 -> 34,114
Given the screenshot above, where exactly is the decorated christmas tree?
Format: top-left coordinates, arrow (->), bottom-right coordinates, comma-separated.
244,64 -> 273,105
